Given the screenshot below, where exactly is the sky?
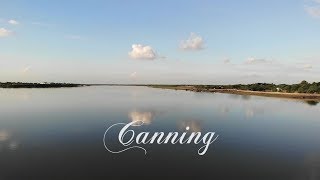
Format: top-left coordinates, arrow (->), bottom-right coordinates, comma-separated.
0,0 -> 320,84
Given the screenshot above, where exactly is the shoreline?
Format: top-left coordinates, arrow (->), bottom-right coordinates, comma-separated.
2,82 -> 320,101
149,85 -> 320,101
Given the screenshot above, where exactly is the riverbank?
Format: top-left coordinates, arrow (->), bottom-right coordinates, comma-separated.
3,82 -> 320,101
149,85 -> 320,101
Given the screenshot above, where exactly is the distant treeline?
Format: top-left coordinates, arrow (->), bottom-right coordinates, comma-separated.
0,82 -> 85,88
193,80 -> 320,94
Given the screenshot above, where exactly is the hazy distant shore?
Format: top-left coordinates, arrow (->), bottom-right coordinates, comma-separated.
150,85 -> 320,101
0,82 -> 87,88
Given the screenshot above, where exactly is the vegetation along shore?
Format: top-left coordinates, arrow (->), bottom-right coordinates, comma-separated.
149,81 -> 320,101
2,81 -> 320,101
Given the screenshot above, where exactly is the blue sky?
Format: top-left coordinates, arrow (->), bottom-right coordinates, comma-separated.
1,0 -> 320,84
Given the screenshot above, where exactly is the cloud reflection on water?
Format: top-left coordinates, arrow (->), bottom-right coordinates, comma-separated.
8,141 -> 19,151
179,120 -> 201,132
245,106 -> 265,118
0,129 -> 19,151
0,130 -> 10,142
128,111 -> 155,125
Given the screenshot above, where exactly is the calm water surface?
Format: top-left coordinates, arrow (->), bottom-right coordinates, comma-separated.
0,86 -> 320,179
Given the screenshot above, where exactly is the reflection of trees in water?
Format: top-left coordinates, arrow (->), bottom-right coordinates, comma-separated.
241,95 -> 251,100
305,100 -> 319,106
228,94 -> 252,100
228,94 -> 240,99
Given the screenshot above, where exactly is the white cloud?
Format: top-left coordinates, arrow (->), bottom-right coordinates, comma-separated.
128,44 -> 157,60
22,66 -> 31,73
180,32 -> 205,51
245,57 -> 269,64
8,19 -> 19,25
303,64 -> 313,70
305,6 -> 320,18
130,71 -> 137,78
305,0 -> 320,18
0,28 -> 12,37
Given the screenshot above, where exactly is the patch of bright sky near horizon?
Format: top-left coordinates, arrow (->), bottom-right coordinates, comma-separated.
0,0 -> 320,84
